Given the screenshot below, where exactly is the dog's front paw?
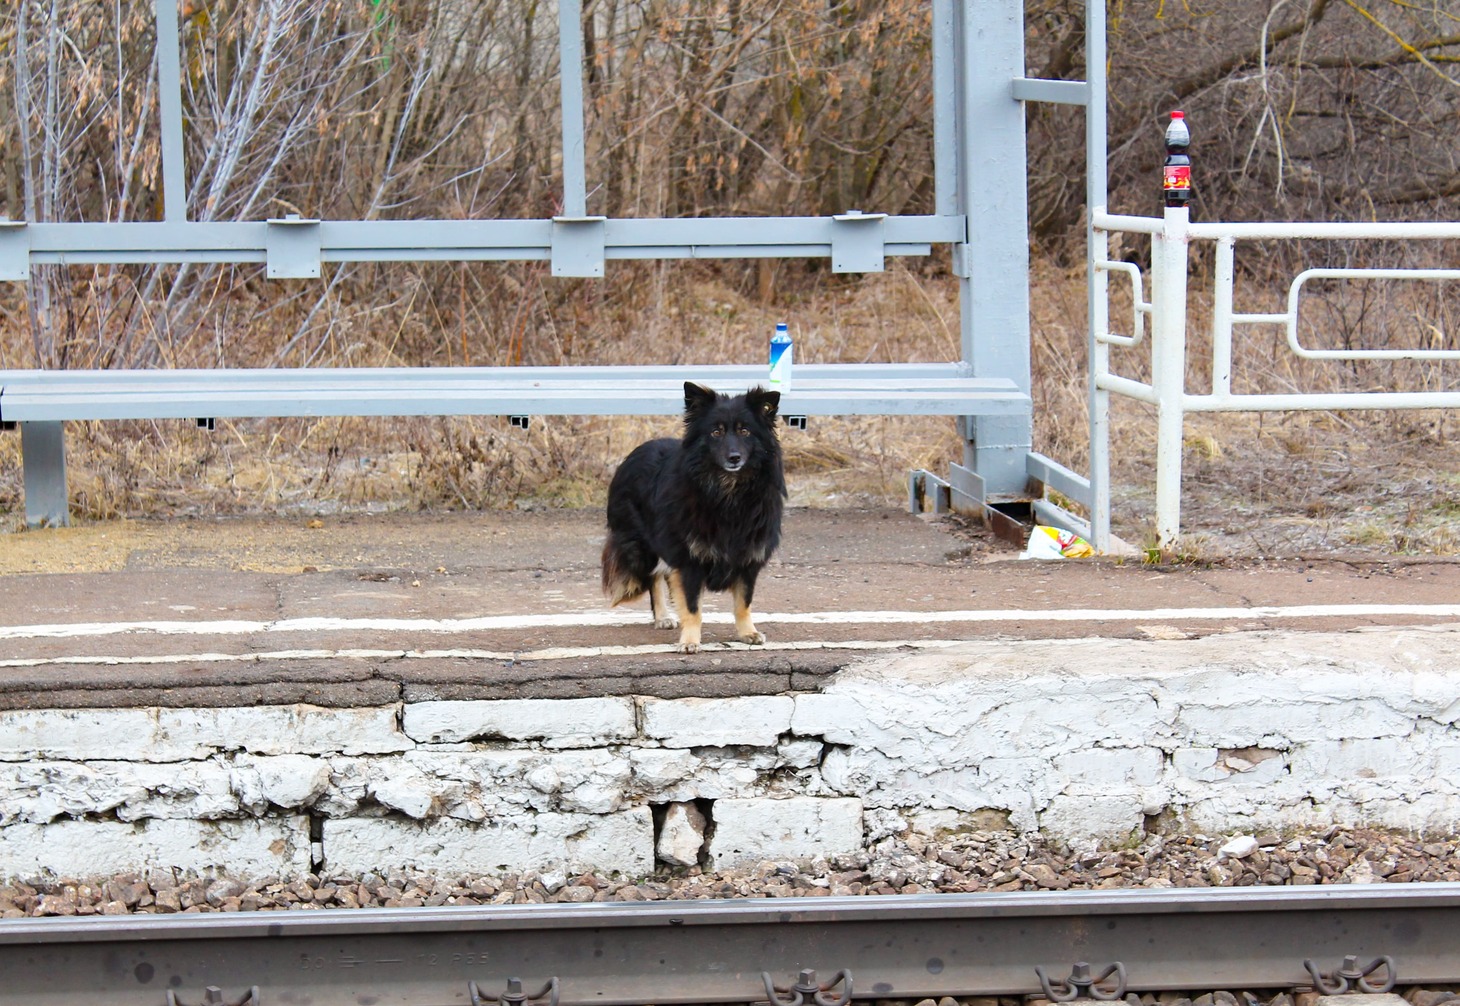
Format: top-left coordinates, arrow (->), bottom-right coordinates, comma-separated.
654,616 -> 680,630
677,640 -> 700,654
738,630 -> 766,645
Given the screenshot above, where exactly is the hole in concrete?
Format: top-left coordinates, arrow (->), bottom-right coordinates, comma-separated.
1143,808 -> 1176,835
309,813 -> 326,874
694,798 -> 716,871
650,800 -> 715,869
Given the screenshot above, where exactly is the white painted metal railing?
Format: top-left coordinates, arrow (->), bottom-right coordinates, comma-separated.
1088,207 -> 1460,552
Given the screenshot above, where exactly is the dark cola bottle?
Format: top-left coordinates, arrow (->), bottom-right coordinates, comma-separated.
1163,110 -> 1192,209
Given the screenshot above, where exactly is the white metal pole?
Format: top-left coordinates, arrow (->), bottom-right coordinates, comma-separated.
1212,237 -> 1235,400
1152,205 -> 1190,551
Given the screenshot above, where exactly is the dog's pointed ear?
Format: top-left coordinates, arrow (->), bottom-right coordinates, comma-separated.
684,382 -> 718,416
747,386 -> 781,422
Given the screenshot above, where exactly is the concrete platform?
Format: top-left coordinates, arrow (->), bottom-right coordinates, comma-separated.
3,506 -> 1459,709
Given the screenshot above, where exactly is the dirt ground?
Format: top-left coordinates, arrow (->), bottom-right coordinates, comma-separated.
1101,407 -> 1460,559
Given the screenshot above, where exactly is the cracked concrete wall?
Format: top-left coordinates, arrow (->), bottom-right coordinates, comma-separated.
4,626 -> 1460,880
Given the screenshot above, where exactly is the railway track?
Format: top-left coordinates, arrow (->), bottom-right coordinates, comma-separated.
2,884 -> 1458,1006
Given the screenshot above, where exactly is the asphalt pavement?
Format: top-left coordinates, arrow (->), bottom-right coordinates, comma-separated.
2,507 -> 1458,709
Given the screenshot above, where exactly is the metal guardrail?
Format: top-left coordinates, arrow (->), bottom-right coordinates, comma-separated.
0,362 -> 1030,526
0,365 -> 1027,423
3,885 -> 1459,1006
1086,207 -> 1460,551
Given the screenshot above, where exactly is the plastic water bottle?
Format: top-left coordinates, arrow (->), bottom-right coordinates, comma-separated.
1163,110 -> 1192,209
769,322 -> 792,392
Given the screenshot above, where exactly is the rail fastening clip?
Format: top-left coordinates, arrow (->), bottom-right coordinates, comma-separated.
1303,955 -> 1397,995
760,968 -> 853,1006
165,987 -> 261,1006
1035,961 -> 1128,1002
468,976 -> 562,1006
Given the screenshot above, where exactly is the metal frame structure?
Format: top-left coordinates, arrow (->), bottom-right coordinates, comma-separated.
9,2 -> 1453,544
0,0 -> 1100,527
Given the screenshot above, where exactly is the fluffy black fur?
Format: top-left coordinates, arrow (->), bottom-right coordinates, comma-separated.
601,382 -> 786,653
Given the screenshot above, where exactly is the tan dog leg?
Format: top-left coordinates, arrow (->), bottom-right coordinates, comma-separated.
669,569 -> 702,653
733,579 -> 765,645
650,573 -> 678,630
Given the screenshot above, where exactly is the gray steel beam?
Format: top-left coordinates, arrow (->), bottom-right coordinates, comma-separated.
1010,77 -> 1088,105
17,216 -> 960,266
2,886 -> 1459,1006
0,363 -> 978,386
1025,451 -> 1093,508
954,0 -> 1033,499
558,0 -> 587,220
19,421 -> 67,527
0,372 -> 1029,422
154,0 -> 188,223
931,0 -> 959,217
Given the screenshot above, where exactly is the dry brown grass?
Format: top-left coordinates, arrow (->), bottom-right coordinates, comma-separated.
0,260 -> 973,524
5,253 -> 1460,559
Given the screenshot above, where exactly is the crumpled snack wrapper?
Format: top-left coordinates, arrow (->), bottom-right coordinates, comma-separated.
1021,524 -> 1094,560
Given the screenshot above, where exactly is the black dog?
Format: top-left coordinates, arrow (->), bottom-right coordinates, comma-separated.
602,382 -> 785,653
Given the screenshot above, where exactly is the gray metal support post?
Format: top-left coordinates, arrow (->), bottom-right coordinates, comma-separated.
550,0 -> 606,278
953,0 -> 1032,501
20,421 -> 68,527
558,0 -> 587,220
154,0 -> 188,223
1085,0 -> 1112,551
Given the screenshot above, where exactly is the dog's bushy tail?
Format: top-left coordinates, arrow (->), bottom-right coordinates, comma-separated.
601,534 -> 649,607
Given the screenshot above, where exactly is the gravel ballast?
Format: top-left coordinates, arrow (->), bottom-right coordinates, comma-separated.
4,825 -> 1459,917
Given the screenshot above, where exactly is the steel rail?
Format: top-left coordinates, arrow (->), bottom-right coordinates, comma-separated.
2,884 -> 1459,1006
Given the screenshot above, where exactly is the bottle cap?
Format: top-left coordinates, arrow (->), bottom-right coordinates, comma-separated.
1171,110 -> 1185,119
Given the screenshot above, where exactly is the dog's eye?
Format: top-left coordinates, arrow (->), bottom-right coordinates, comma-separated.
736,425 -> 750,437
711,425 -> 724,437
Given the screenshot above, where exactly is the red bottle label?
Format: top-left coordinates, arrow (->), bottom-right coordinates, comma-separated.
1163,165 -> 1191,190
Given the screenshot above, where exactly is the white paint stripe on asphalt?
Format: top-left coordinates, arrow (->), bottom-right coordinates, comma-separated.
1,603 -> 1459,641
0,638 -> 969,669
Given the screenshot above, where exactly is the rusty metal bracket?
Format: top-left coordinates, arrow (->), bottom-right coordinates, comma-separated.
165,987 -> 261,1006
468,976 -> 561,1006
760,968 -> 853,1006
1035,961 -> 1128,1002
1303,955 -> 1397,995
909,469 -> 953,514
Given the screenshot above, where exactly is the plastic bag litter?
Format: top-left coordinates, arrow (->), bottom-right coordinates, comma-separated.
1021,525 -> 1094,560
